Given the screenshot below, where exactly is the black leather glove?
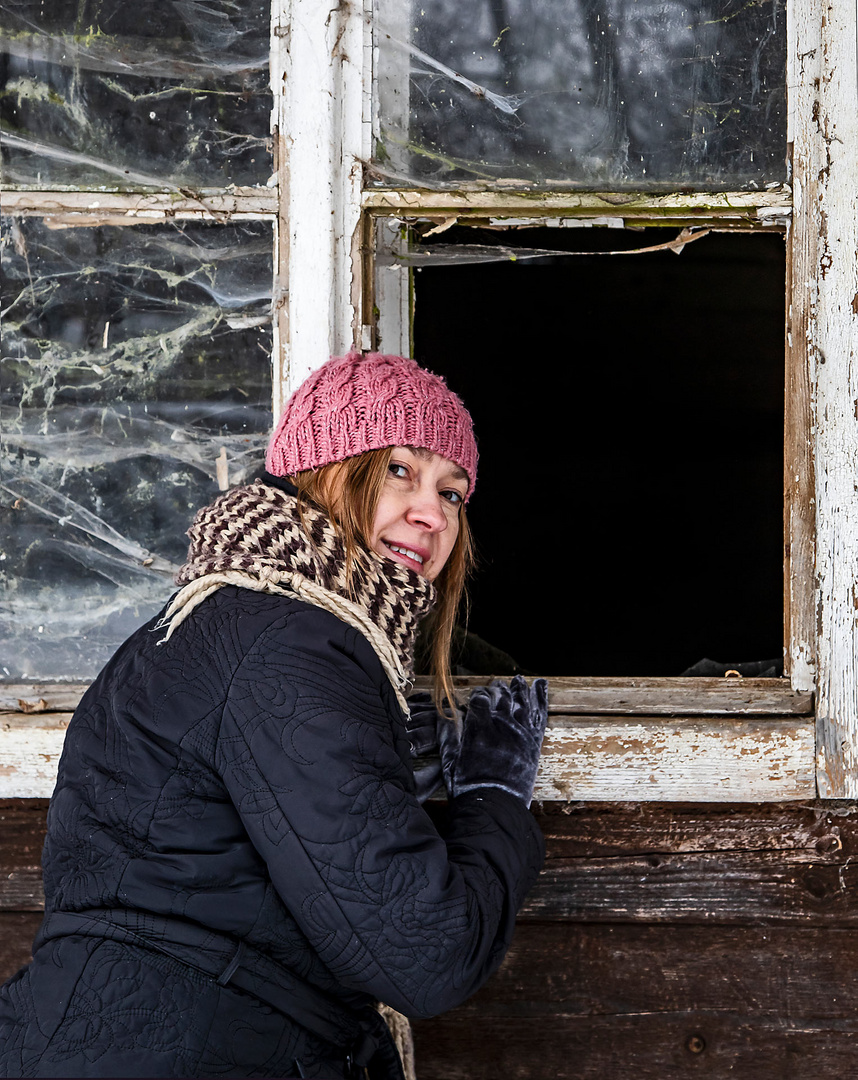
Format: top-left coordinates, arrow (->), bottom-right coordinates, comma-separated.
439,676 -> 548,807
406,692 -> 447,803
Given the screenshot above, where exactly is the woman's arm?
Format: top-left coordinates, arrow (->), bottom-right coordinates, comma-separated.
216,603 -> 543,1019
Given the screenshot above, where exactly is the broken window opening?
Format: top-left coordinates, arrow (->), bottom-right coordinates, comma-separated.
413,226 -> 785,676
1,216 -> 273,680
373,0 -> 787,191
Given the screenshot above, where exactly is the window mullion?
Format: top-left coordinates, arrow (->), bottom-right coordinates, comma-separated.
274,0 -> 368,415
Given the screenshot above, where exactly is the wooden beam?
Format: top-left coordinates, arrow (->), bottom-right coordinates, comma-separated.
791,1 -> 858,796
535,716 -> 814,803
415,677 -> 813,717
1,189 -> 277,221
0,710 -> 814,801
1,677 -> 812,718
411,924 -> 858,1079
362,188 -> 792,228
277,0 -> 369,405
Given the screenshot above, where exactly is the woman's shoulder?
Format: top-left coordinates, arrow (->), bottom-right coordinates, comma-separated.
192,585 -> 386,682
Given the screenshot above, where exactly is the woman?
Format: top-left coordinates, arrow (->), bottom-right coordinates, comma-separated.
0,352 -> 547,1079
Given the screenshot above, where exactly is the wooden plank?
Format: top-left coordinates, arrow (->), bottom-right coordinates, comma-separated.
440,922 -> 858,1015
0,800 -> 48,911
535,800 -> 851,858
6,799 -> 855,923
535,716 -> 814,803
523,801 -> 857,923
0,685 -> 88,713
794,2 -> 858,797
1,677 -> 814,716
784,196 -> 816,694
1,189 -> 278,219
411,924 -> 858,1080
279,0 -> 368,400
0,713 -> 815,801
362,189 -> 793,227
0,913 -> 42,984
0,715 -> 70,799
525,847 -> 858,924
420,677 -> 813,717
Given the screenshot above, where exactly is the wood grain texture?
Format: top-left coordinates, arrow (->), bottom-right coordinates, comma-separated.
0,712 -> 815,801
792,0 -> 858,795
536,716 -> 814,802
0,913 -> 42,982
0,190 -> 278,218
6,799 -> 858,1077
528,801 -> 858,924
411,924 -> 858,1080
0,714 -> 72,799
363,189 -> 792,229
6,800 -> 857,923
2,678 -> 813,716
0,800 -> 48,911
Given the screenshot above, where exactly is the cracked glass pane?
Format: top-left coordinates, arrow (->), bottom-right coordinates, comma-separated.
1,217 -> 273,679
373,0 -> 786,189
0,0 -> 272,190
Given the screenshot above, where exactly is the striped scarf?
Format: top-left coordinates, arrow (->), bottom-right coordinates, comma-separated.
158,483 -> 436,709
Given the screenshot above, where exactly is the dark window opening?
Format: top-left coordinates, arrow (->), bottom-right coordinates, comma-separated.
415,229 -> 785,676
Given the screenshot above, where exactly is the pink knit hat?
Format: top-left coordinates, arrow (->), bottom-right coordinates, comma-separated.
265,352 -> 478,499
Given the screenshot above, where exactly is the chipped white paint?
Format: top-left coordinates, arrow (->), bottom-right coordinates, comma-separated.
0,716 -> 69,800
791,1 -> 858,795
371,0 -> 411,355
374,218 -> 411,355
535,717 -> 816,803
2,189 -> 278,219
0,712 -> 815,802
362,188 -> 793,221
276,0 -> 369,409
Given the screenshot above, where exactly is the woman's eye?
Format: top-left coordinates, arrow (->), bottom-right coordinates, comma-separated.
388,462 -> 409,479
441,489 -> 463,505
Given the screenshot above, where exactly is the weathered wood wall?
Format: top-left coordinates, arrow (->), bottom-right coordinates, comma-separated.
5,797 -> 858,1077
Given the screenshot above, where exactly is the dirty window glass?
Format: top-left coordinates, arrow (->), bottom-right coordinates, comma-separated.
1,217 -> 273,679
0,0 -> 272,190
373,0 -> 786,190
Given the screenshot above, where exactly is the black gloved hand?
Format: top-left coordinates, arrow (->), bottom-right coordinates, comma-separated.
405,692 -> 442,756
406,692 -> 448,803
439,675 -> 548,807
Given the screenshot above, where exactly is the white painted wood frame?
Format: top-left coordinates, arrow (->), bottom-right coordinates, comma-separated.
272,0 -> 372,414
790,0 -> 858,796
3,0 -> 857,801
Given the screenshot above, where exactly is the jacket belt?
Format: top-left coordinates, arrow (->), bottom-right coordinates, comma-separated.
37,909 -> 404,1078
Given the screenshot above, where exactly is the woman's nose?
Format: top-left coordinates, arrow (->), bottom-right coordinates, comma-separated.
405,490 -> 448,531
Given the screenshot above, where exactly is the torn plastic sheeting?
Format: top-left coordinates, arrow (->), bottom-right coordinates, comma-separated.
379,229 -> 711,267
2,475 -> 178,577
0,0 -> 272,190
372,0 -> 787,190
378,29 -> 526,117
3,406 -> 268,485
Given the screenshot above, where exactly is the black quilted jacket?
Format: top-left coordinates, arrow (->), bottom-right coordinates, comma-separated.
0,586 -> 544,1078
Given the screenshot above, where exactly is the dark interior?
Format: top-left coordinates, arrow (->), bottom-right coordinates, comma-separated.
414,227 -> 785,676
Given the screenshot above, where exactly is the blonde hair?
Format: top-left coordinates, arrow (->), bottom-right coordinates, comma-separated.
289,447 -> 473,711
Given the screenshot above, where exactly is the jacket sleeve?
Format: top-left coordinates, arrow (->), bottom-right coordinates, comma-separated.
215,603 -> 544,1020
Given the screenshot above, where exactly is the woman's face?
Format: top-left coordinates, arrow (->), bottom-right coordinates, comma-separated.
369,446 -> 468,580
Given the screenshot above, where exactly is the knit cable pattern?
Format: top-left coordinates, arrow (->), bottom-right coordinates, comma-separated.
265,352 -> 478,499
159,482 -> 436,711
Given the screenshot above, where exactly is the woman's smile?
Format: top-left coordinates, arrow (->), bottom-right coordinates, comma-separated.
369,446 -> 468,580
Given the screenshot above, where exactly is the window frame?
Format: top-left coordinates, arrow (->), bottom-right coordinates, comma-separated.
2,0 -> 856,800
